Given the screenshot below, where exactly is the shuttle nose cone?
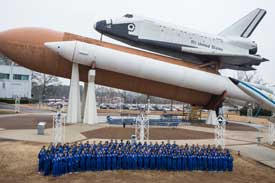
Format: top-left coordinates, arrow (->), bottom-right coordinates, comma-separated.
229,77 -> 240,85
94,20 -> 108,33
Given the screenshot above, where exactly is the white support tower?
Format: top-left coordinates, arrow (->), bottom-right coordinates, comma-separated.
14,96 -> 20,113
135,112 -> 149,143
52,112 -> 66,145
67,63 -> 81,123
83,70 -> 98,125
215,115 -> 226,149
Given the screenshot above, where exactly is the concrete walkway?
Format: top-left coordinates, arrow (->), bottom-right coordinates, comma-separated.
230,144 -> 275,168
0,123 -> 108,143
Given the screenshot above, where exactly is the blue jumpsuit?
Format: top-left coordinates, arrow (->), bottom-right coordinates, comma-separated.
117,153 -> 122,169
210,154 -> 213,171
150,154 -> 156,170
172,155 -> 177,171
218,155 -> 223,171
43,155 -> 51,176
73,154 -> 80,172
222,155 -> 227,171
38,151 -> 45,172
214,156 -> 218,171
144,153 -> 149,170
167,154 -> 172,171
102,153 -> 106,170
80,153 -> 86,171
156,154 -> 161,170
137,154 -> 143,169
132,153 -> 137,170
111,153 -> 117,170
97,153 -> 102,171
197,155 -> 202,170
86,153 -> 91,171
67,155 -> 73,173
107,153 -> 112,170
61,156 -> 67,175
52,157 -> 59,177
161,153 -> 167,170
192,155 -> 197,171
187,155 -> 193,171
122,153 -> 127,169
177,154 -> 182,171
228,156 -> 233,171
202,155 -> 207,171
58,156 -> 63,176
182,155 -> 187,170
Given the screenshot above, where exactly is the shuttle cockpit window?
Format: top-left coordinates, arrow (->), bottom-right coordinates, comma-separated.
123,14 -> 133,18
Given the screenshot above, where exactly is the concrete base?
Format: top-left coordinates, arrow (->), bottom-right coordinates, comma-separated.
206,110 -> 218,125
83,70 -> 98,125
67,63 -> 81,123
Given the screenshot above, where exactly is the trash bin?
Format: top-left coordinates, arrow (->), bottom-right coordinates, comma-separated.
37,122 -> 46,135
256,136 -> 263,145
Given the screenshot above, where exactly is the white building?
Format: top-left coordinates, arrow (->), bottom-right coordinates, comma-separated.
0,54 -> 32,99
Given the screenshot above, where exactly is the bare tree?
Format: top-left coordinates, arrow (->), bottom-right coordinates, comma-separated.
32,72 -> 61,100
237,71 -> 265,84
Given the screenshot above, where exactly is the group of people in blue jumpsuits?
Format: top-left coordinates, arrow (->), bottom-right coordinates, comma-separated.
38,140 -> 233,176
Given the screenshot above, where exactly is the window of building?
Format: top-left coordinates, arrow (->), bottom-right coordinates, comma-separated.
13,74 -> 29,81
0,73 -> 10,80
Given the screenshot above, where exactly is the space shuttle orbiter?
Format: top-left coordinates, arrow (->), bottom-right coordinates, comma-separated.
94,9 -> 268,71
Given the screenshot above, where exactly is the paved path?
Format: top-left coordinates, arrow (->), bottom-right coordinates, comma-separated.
0,123 -> 108,143
230,144 -> 275,168
0,102 -> 50,113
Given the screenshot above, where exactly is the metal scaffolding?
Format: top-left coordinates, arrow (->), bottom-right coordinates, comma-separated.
215,115 -> 226,149
52,112 -> 66,145
135,112 -> 149,143
268,114 -> 275,145
14,96 -> 20,113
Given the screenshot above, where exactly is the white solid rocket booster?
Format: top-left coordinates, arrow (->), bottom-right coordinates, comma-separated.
44,40 -> 255,104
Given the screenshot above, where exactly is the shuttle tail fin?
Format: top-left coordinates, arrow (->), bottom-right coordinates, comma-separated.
218,8 -> 266,38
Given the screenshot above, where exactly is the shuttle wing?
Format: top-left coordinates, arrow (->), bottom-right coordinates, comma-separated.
181,47 -> 268,71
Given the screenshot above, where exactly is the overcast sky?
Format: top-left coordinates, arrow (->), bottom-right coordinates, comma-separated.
0,0 -> 274,86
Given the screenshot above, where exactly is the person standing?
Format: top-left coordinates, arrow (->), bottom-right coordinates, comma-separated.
73,153 -> 80,173
228,154 -> 234,171
52,154 -> 59,177
137,151 -> 143,170
144,151 -> 149,170
177,152 -> 182,171
43,153 -> 51,176
132,151 -> 137,170
38,146 -> 46,173
112,151 -> 117,170
117,151 -> 122,170
80,151 -> 86,171
107,150 -> 112,170
67,152 -> 73,174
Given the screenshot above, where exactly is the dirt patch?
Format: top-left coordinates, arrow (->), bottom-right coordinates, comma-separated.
1,140 -> 275,183
0,114 -> 54,129
82,127 -> 213,140
191,122 -> 258,132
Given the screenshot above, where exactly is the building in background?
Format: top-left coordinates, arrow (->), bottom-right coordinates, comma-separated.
0,54 -> 32,98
